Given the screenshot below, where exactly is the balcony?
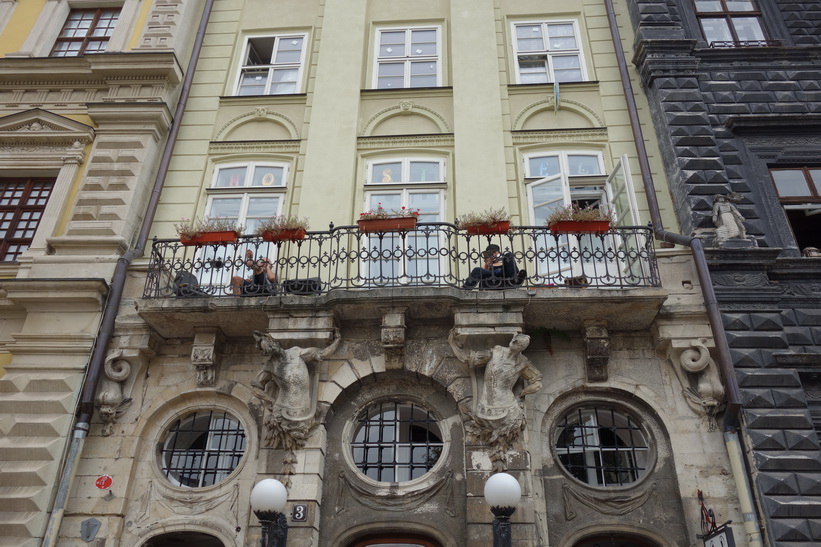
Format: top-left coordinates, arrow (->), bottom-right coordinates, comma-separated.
138,224 -> 665,337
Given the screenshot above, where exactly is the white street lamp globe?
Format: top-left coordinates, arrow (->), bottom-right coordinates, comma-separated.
484,473 -> 521,508
251,479 -> 288,513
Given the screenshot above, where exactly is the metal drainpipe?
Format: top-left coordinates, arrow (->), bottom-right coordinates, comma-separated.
602,0 -> 763,545
41,2 -> 215,545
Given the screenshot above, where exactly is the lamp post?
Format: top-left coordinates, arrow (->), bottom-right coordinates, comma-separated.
250,479 -> 289,547
484,473 -> 521,547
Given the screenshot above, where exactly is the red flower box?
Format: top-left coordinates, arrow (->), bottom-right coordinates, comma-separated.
549,221 -> 611,235
358,217 -> 418,233
180,230 -> 240,246
465,221 -> 511,235
261,228 -> 306,242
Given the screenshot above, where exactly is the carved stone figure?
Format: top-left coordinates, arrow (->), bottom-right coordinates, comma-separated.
96,350 -> 132,436
711,194 -> 747,243
251,329 -> 340,460
669,339 -> 725,430
448,331 -> 542,469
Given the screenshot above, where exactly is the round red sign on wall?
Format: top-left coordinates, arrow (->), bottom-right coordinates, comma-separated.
95,475 -> 113,490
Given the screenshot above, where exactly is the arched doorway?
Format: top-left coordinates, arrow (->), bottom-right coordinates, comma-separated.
142,531 -> 225,547
349,534 -> 442,547
573,533 -> 660,547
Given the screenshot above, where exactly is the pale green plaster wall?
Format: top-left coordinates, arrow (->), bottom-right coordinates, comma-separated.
152,0 -> 678,240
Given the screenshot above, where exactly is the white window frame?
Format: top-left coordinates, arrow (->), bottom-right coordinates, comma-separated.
12,0 -> 139,58
206,161 -> 289,234
511,19 -> 587,84
606,155 -> 640,226
523,150 -> 607,224
234,33 -> 309,96
365,157 -> 446,185
372,25 -> 442,89
362,180 -> 445,285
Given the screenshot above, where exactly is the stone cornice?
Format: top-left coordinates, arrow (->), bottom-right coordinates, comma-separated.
0,278 -> 108,312
357,134 -> 455,149
511,128 -> 608,145
208,140 -> 302,155
0,52 -> 182,85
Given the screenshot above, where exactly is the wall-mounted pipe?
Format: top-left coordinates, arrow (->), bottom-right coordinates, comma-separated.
602,0 -> 762,545
41,1 -> 216,544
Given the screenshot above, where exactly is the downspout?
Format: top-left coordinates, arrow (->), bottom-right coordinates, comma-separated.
41,2 -> 216,544
602,0 -> 763,545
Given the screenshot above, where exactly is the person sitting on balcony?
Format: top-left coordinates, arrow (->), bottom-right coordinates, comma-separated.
462,244 -> 526,289
231,249 -> 277,295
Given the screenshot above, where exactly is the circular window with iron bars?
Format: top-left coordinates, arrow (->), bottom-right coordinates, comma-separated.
158,410 -> 247,488
554,406 -> 651,487
351,401 -> 444,483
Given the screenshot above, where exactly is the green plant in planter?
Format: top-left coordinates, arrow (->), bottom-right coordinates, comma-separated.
254,214 -> 310,237
455,207 -> 512,231
175,217 -> 243,239
545,203 -> 614,225
359,203 -> 421,220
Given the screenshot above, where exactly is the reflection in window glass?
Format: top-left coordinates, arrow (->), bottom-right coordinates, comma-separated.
352,402 -> 443,482
695,0 -> 767,46
376,27 -> 440,89
772,170 -> 813,197
160,411 -> 246,488
238,35 -> 306,95
555,407 -> 650,487
513,20 -> 585,83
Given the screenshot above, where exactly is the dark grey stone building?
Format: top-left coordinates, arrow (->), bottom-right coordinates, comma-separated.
631,0 -> 821,544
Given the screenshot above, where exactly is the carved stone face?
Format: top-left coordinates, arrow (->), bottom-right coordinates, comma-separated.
253,331 -> 286,359
510,334 -> 530,352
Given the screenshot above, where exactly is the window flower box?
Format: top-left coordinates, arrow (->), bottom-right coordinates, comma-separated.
179,230 -> 240,246
465,221 -> 511,235
261,228 -> 306,242
357,217 -> 418,233
548,220 -> 611,235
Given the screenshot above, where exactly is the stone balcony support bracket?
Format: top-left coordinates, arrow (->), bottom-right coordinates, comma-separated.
381,307 -> 407,370
191,328 -> 225,387
582,320 -> 610,382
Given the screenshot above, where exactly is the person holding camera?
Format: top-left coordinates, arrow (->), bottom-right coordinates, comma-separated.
462,244 -> 505,289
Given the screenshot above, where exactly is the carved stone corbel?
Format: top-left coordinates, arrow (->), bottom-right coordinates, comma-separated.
448,330 -> 542,471
191,328 -> 224,387
96,347 -> 148,436
381,307 -> 407,370
582,320 -> 609,382
251,329 -> 340,487
666,338 -> 725,430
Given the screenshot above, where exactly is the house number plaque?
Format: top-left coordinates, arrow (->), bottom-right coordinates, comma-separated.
291,504 -> 308,522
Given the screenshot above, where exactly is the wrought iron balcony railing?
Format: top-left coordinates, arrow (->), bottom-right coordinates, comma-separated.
143,223 -> 660,298
709,39 -> 782,48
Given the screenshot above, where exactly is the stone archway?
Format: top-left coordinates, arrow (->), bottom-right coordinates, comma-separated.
348,534 -> 443,547
143,531 -> 225,546
573,533 -> 660,547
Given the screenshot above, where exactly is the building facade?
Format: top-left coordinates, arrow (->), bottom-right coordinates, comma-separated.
631,0 -> 821,545
0,1 -> 204,545
0,0 -> 760,546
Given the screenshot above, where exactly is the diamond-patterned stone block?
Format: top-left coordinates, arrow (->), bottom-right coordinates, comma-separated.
796,473 -> 821,496
781,309 -> 798,327
737,369 -> 801,388
744,408 -> 813,430
743,388 -> 776,408
771,388 -> 809,408
763,497 -> 821,518
731,348 -> 766,367
751,313 -> 784,331
748,428 -> 787,450
755,451 -> 821,472
757,472 -> 800,496
784,429 -> 820,450
769,519 -> 812,541
726,331 -> 788,349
